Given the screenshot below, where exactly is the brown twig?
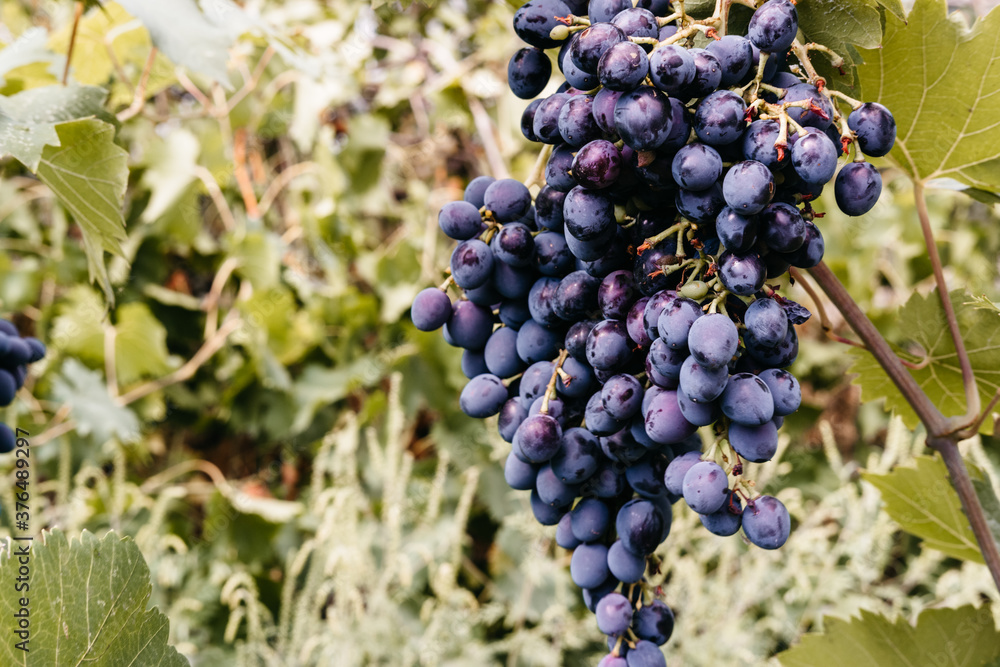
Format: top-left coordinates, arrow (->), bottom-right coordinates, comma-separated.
117,47 -> 159,122
62,1 -> 84,85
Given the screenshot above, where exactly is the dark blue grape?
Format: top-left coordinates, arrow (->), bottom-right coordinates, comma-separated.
616,498 -> 667,555
546,143 -> 577,192
505,450 -> 538,489
557,512 -> 581,549
663,450 -> 701,496
586,319 -> 632,371
758,368 -> 801,416
564,186 -> 616,242
465,276 -> 501,306
520,361 -> 555,402
746,322 -> 798,367
700,490 -> 743,536
625,640 -> 666,667
586,390 -> 626,435
491,222 -> 534,267
659,97 -> 691,151
599,41 -> 649,91
790,128 -> 838,184
601,373 -> 644,420
509,47 -> 552,99
848,102 -> 896,157
484,178 -> 531,222
693,90 -> 747,146
644,389 -> 697,445
598,270 -> 638,320
571,541 -> 611,588
516,319 -> 563,363
607,539 -> 646,583
593,87 -> 623,134
521,98 -> 544,141
642,290 -> 677,340
745,298 -> 788,348
517,413 -> 563,463
748,0 -> 798,53
742,119 -> 788,171
443,300 -> 494,350
680,48 -> 722,99
596,592 -> 633,636
648,338 -> 685,380
438,200 -> 484,240
459,374 -> 508,417
0,423 -> 14,454
676,183 -> 725,223
835,161 -> 882,216
678,355 -> 728,403
464,176 -> 495,208
682,460 -> 729,514
571,497 -> 611,542
671,143 -> 723,191
600,428 -> 648,465
533,93 -> 573,144
556,356 -> 596,398
614,86 -> 673,151
742,495 -> 790,549
716,207 -> 758,253
676,390 -> 719,427
611,7 -> 657,39
528,276 -> 562,326
411,288 -> 452,331
574,140 -> 623,189
648,45 -> 696,94
625,456 -> 668,498
462,349 -> 489,378
633,600 -> 674,646
484,327 -> 525,378
554,270 -> 600,320
758,201 -> 805,253
552,427 -> 601,483
499,397 -> 529,442
718,250 -> 765,296
514,0 -> 573,49
589,0 -> 632,22
627,296 -> 653,348
536,463 -> 579,506
722,160 -> 774,215
566,319 -> 599,362
534,230 -> 574,276
721,372 -> 775,425
558,94 -> 602,146
687,313 -> 739,369
571,22 -> 626,73
531,488 -> 566,524
729,419 -> 778,462
781,220 -> 824,268
706,35 -> 754,86
657,297 -> 702,350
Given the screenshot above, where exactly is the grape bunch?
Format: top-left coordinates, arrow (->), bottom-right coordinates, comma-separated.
413,0 -> 896,663
0,320 -> 45,454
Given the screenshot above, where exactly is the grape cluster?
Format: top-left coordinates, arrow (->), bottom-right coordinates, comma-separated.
413,0 -> 896,663
0,320 -> 45,453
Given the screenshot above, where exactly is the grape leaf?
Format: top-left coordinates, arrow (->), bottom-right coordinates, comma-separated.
0,84 -> 107,170
855,0 -> 1000,192
849,290 -> 1000,435
0,530 -> 190,667
0,27 -> 60,88
778,605 -> 1000,667
114,302 -> 176,386
863,455 -> 983,562
798,0 -> 883,54
51,359 -> 140,444
36,118 -> 129,304
116,0 -> 234,88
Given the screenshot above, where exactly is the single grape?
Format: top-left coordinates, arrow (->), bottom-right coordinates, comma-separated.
596,592 -> 634,636
742,495 -> 791,549
572,497 -> 612,542
675,183 -> 726,224
586,391 -> 627,436
758,368 -> 801,416
657,297 -> 702,350
517,413 -> 563,463
459,374 -> 508,418
530,488 -> 565,524
722,160 -> 774,215
678,355 -> 729,403
625,640 -> 666,667
508,47 -> 552,99
545,143 -> 577,192
443,300 -> 494,350
790,128 -> 839,185
781,220 -> 825,268
571,542 -> 611,588
556,356 -> 596,398
642,290 -> 678,340
558,94 -> 602,147
716,207 -> 758,253
597,270 -> 638,320
536,464 -> 579,506
411,288 -> 452,331
706,35 -> 754,87
556,512 -> 581,549
693,90 -> 747,146
663,450 -> 702,496
533,93 -> 573,144
644,389 -> 698,445
607,539 -> 646,583
647,338 -> 685,380
586,319 -> 633,371
681,48 -> 722,98
461,349 -> 489,379
464,176 -> 495,209
648,44 -> 696,94
626,297 -> 653,348
633,600 -> 675,646
744,298 -> 788,348
505,450 -> 538,490
848,102 -> 896,157
554,270 -> 601,321
499,298 -> 532,329
573,140 -> 624,190
521,98 -> 543,141
616,498 -> 668,555
564,186 -> 616,242
614,86 -> 673,151
571,22 -> 626,73
728,419 -> 779,462
438,200 -> 484,240
599,41 -> 650,91
566,320 -> 599,362
835,161 -> 882,216
516,319 -> 563,364
783,83 -> 835,130
682,460 -> 730,514
602,373 -> 645,420
514,0 -> 573,49
748,0 -> 798,53
687,313 -> 740,369
742,119 -> 788,171
600,428 -> 648,465
718,250 -> 766,296
499,397 -> 529,443
671,143 -> 723,191
676,390 -> 719,427
626,456 -> 668,498
551,427 -> 602,483
721,372 -> 775,425
484,327 -> 525,378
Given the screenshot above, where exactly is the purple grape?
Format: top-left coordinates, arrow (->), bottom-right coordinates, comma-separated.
790,127 -> 839,184
616,498 -> 668,555
644,389 -> 697,445
835,161 -> 882,216
781,220 -> 825,268
758,368 -> 801,416
718,250 -> 766,296
783,83 -> 835,130
596,592 -> 633,636
516,319 -> 562,364
681,48 -> 722,98
742,119 -> 788,171
571,542 -> 611,588
564,186 -> 616,242
729,419 -> 779,462
586,391 -> 627,436
676,182 -> 725,224
671,143 -> 723,191
607,539 -> 646,583
411,288 -> 452,331
533,93 -> 573,144
508,47 -> 552,99
693,90 -> 747,146
438,200 -> 484,240
676,390 -> 719,427
700,490 -> 743,536
721,372 -> 775,425
633,600 -> 674,645
722,160 -> 775,215
459,374 -> 509,418
648,44 -> 696,94
742,495 -> 791,548
574,139 -> 624,189
626,641 -> 666,667
514,0 -> 573,49
626,296 -> 653,347
443,300 -> 494,350
551,427 -> 601,483
848,102 -> 896,157
687,313 -> 739,369
558,94 -> 602,146
658,297 -> 703,350
758,201 -> 806,253
716,207 -> 758,253
678,355 -> 728,403
599,41 -> 650,91
706,35 -> 754,87
571,22 -> 626,73
545,143 -> 577,192
748,0 -> 798,53
682,460 -> 729,514
745,297 -> 788,347
517,413 -> 563,463
484,178 -> 531,222
602,373 -> 644,420
614,86 -> 673,151
586,319 -> 633,371
664,450 -> 702,496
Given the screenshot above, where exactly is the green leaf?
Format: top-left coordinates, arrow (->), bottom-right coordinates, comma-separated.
116,0 -> 234,88
849,290 -> 1000,434
875,0 -> 907,22
778,605 -> 1000,667
855,0 -> 1000,192
970,466 -> 1000,554
798,0 -> 883,52
862,455 -> 983,562
51,358 -> 140,444
0,84 -> 106,170
114,302 -> 175,386
139,128 -> 199,222
0,530 -> 190,667
37,118 -> 129,304
0,27 -> 60,89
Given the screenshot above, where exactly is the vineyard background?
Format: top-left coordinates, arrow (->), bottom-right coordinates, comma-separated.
0,0 -> 998,665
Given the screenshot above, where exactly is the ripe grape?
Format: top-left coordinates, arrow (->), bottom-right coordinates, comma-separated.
848,102 -> 897,157
682,460 -> 729,514
508,47 -> 553,99
834,161 -> 882,216
742,495 -> 791,549
748,0 -> 798,53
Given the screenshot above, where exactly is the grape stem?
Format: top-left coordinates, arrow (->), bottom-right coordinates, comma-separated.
540,349 -> 569,414
807,261 -> 1000,592
790,39 -> 824,87
524,144 -> 554,191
